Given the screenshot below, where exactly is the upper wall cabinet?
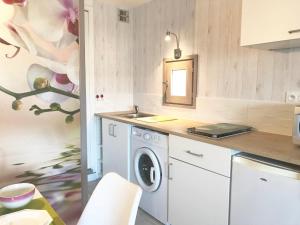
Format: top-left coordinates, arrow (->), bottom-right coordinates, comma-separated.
241,0 -> 300,50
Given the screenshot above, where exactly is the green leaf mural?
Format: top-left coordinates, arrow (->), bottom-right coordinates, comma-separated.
0,0 -> 81,224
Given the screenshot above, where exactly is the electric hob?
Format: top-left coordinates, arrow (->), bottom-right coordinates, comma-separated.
187,123 -> 252,139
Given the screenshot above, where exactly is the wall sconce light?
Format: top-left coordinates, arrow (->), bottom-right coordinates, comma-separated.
165,31 -> 182,59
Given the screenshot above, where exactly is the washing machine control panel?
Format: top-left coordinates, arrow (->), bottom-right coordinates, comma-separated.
132,127 -> 167,146
132,130 -> 141,137
143,133 -> 152,141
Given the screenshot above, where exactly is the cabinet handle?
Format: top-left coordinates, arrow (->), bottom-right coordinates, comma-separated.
108,124 -> 114,136
168,163 -> 173,180
288,29 -> 300,34
260,178 -> 268,182
112,124 -> 117,137
186,150 -> 204,158
87,168 -> 95,175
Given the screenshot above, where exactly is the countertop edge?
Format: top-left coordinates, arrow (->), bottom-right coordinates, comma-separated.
96,112 -> 300,166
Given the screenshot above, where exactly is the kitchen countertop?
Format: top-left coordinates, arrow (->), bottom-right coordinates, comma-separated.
96,111 -> 300,166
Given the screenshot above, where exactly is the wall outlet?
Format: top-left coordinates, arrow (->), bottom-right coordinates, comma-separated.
95,94 -> 104,101
286,91 -> 300,104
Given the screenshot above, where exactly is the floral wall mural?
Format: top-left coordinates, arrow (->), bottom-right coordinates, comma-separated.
0,0 -> 81,224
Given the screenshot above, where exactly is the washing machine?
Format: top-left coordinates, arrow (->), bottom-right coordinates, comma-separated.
130,127 -> 168,224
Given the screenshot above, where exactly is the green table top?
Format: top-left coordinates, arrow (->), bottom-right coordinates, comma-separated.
0,197 -> 65,225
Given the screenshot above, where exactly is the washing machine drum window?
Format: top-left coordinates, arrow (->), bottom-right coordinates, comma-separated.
134,148 -> 162,192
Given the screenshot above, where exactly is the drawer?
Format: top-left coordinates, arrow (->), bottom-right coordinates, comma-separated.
169,135 -> 233,177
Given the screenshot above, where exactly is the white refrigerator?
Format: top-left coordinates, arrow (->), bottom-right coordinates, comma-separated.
230,154 -> 300,225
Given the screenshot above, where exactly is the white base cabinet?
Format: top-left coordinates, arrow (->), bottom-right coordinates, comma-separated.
168,135 -> 233,225
168,158 -> 230,225
102,118 -> 131,179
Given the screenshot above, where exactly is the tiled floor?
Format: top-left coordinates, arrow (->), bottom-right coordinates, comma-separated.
135,209 -> 163,225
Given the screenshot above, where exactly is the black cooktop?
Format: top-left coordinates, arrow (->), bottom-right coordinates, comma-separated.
187,123 -> 252,139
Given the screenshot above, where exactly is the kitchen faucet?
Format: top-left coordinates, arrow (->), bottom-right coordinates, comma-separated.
134,105 -> 139,114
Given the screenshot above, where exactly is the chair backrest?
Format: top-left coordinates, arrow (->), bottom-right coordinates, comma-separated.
77,173 -> 142,225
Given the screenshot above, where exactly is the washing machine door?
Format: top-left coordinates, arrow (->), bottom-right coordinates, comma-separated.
134,147 -> 162,192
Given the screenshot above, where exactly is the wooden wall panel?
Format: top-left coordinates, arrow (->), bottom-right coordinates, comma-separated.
132,0 -> 298,135
93,2 -> 133,112
91,0 -> 298,135
132,0 -> 196,94
288,49 -> 300,91
132,0 -> 300,101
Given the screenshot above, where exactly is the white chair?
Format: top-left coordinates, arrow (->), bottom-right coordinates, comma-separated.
77,172 -> 142,225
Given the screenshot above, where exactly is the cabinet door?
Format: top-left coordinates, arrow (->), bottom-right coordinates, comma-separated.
168,158 -> 230,225
241,0 -> 300,49
102,118 -> 130,179
230,157 -> 300,225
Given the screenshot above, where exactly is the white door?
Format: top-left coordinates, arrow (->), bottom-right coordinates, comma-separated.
134,147 -> 162,192
102,118 -> 130,179
84,8 -> 100,181
168,158 -> 230,225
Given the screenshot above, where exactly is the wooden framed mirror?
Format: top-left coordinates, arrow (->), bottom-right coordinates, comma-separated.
163,55 -> 198,108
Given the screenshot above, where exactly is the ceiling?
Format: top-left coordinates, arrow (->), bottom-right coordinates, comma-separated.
97,0 -> 152,8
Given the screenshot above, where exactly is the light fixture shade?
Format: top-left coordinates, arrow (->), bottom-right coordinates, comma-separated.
0,2 -> 15,24
165,30 -> 182,59
165,31 -> 171,42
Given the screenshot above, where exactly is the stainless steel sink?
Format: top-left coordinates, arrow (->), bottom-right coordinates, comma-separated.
119,113 -> 155,119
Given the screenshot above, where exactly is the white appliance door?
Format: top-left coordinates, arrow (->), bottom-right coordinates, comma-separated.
231,156 -> 300,225
134,147 -> 162,192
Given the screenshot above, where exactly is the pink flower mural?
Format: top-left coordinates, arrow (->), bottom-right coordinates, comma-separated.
0,0 -> 80,122
2,0 -> 27,6
0,0 -> 81,224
